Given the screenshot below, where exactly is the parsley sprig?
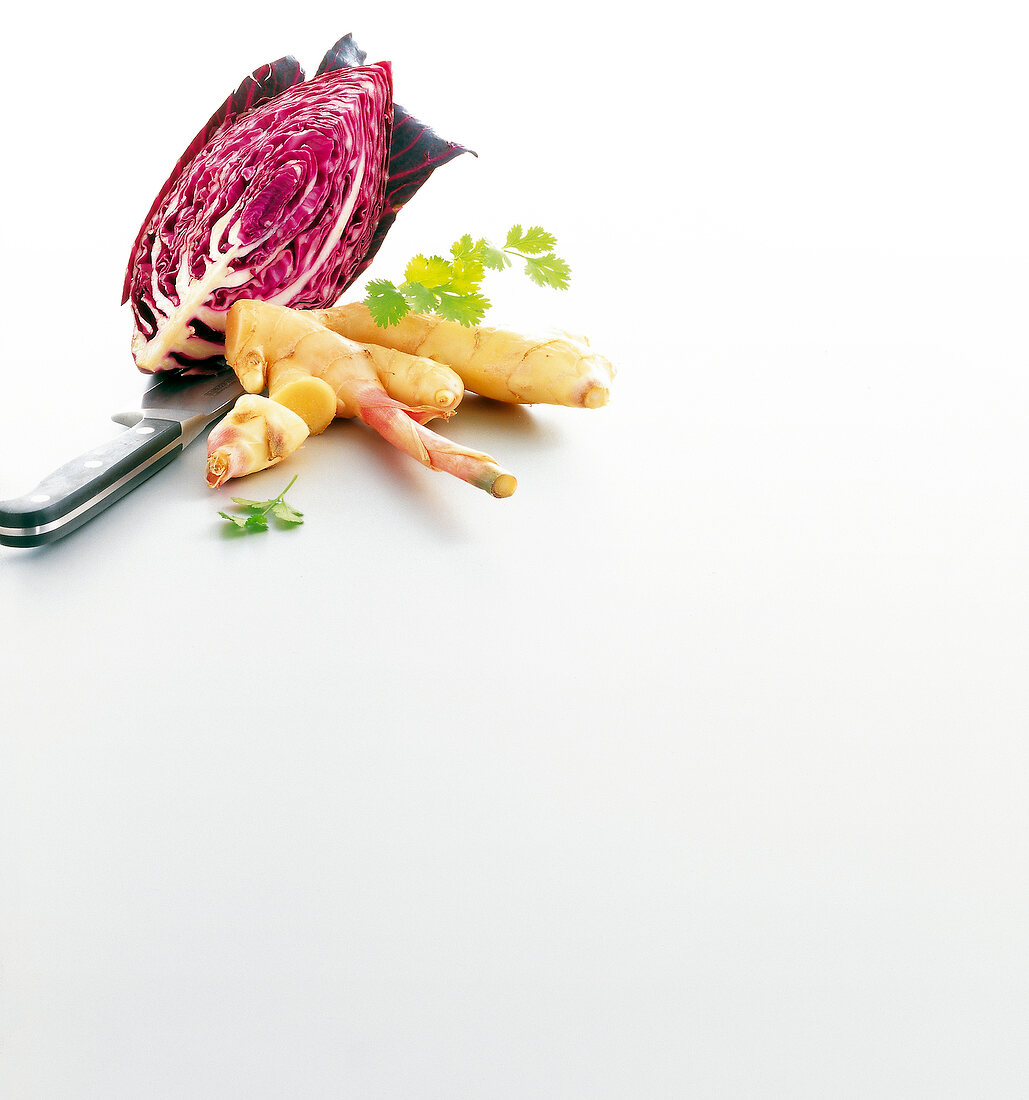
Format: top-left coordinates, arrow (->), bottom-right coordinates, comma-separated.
218,475 -> 304,533
364,224 -> 571,329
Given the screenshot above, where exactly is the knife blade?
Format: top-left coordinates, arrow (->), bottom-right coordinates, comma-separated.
0,366 -> 244,548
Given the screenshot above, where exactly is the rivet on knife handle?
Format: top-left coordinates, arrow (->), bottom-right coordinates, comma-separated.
0,417 -> 183,547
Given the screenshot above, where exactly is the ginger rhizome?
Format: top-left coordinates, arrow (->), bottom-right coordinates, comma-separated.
360,344 -> 464,419
226,302 -> 463,431
307,302 -> 615,408
223,299 -> 517,498
205,394 -> 310,488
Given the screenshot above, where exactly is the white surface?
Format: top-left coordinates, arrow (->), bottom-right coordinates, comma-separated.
3,3 -> 1029,1097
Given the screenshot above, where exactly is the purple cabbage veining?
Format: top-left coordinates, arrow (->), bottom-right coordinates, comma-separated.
124,34 -> 471,373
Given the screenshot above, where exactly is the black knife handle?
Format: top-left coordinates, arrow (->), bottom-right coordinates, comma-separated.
0,417 -> 183,547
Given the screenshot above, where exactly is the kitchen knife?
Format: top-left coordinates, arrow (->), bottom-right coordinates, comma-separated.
0,366 -> 244,548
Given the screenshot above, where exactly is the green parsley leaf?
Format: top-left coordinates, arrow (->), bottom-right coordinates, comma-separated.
218,511 -> 252,528
434,288 -> 490,327
218,476 -> 304,535
450,234 -> 478,261
506,224 -> 558,254
479,240 -> 510,271
523,252 -> 572,290
217,510 -> 268,531
448,256 -> 486,294
270,500 -> 304,524
404,254 -> 453,289
365,279 -> 410,327
401,281 -> 438,314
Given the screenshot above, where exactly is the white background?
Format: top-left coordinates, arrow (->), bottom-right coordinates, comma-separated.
2,2 -> 1029,1096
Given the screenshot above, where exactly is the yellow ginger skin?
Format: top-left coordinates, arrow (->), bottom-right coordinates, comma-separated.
224,300 -> 517,498
308,302 -> 614,408
361,343 -> 464,418
227,300 -> 462,425
206,394 -> 310,488
227,300 -> 431,426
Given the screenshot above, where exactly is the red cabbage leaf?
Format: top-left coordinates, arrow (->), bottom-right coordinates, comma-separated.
315,34 -> 474,280
124,36 -> 470,374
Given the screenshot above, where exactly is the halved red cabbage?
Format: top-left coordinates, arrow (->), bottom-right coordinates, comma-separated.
124,35 -> 469,373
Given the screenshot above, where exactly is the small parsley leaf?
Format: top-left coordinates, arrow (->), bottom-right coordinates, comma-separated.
480,241 -> 510,271
450,234 -> 478,261
523,252 -> 572,290
507,225 -> 557,254
218,511 -> 252,528
365,279 -> 410,327
270,500 -> 304,524
449,256 -> 485,293
434,288 -> 490,326
218,476 -> 304,535
401,281 -> 438,313
404,254 -> 453,289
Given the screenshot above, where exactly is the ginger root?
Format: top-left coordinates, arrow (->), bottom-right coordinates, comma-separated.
205,394 -> 310,488
227,302 -> 462,430
307,302 -> 614,409
360,344 -> 464,418
224,300 -> 517,498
